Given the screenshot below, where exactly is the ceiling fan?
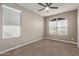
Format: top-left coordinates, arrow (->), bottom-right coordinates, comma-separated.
38,3 -> 58,11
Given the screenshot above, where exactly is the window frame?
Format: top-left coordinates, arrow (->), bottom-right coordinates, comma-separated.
49,18 -> 68,36
2,4 -> 22,40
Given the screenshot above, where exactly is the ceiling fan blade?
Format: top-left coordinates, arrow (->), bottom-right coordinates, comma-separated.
48,3 -> 52,7
38,3 -> 46,7
38,8 -> 45,11
50,7 -> 58,9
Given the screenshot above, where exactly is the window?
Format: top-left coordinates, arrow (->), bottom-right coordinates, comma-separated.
49,19 -> 57,34
49,18 -> 68,35
2,4 -> 22,39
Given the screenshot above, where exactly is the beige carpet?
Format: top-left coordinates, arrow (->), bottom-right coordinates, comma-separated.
0,39 -> 79,56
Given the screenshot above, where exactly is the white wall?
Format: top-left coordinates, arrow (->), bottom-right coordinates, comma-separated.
0,4 -> 1,35
0,3 -> 44,52
77,8 -> 79,48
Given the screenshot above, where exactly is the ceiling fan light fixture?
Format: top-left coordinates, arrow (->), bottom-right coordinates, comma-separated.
45,7 -> 50,10
38,3 -> 58,12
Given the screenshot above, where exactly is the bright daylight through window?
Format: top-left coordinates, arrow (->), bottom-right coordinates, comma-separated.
49,18 -> 68,35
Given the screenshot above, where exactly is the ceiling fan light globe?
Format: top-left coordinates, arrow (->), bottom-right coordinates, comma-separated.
45,7 -> 50,10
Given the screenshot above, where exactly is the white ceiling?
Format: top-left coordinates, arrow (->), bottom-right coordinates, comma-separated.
18,3 -> 79,17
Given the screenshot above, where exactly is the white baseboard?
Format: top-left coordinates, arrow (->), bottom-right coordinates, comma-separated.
0,38 -> 44,54
45,37 -> 77,44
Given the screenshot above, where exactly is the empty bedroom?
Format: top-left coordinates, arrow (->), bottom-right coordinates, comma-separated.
0,3 -> 79,56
